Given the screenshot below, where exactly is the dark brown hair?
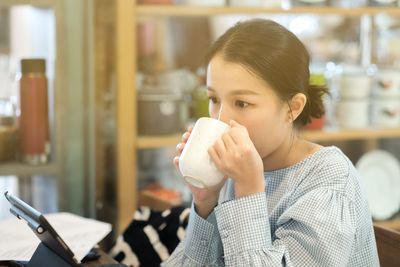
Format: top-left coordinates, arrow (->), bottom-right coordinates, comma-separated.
204,19 -> 329,126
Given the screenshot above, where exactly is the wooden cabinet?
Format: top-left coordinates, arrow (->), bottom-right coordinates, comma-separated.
0,0 -> 92,217
110,1 -> 400,232
0,0 -> 65,210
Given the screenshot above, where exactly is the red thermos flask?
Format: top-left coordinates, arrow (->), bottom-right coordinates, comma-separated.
19,59 -> 49,164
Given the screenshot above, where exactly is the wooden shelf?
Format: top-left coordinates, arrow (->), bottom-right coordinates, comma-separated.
137,128 -> 400,149
375,218 -> 400,232
137,5 -> 400,17
137,134 -> 182,149
0,162 -> 59,177
302,128 -> 400,142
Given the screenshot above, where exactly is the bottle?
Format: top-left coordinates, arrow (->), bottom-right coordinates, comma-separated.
19,59 -> 49,164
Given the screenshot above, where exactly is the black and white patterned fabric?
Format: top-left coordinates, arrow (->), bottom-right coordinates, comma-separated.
162,146 -> 380,266
109,206 -> 190,267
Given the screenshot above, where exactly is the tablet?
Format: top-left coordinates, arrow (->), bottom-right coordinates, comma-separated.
4,191 -> 80,266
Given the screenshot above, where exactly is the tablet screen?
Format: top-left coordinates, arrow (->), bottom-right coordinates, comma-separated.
4,191 -> 79,266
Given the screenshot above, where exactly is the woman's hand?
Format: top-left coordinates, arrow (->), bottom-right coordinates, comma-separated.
174,126 -> 226,218
208,120 -> 265,198
173,126 -> 192,171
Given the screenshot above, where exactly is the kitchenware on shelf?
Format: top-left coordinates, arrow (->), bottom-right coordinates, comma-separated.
370,97 -> 400,128
372,68 -> 400,97
139,182 -> 182,211
19,59 -> 50,165
356,150 -> 400,220
138,86 -> 184,135
138,0 -> 174,4
369,0 -> 397,6
0,97 -> 16,127
339,69 -> 372,100
229,0 -> 262,6
331,0 -> 368,7
157,68 -> 199,92
262,0 -> 284,7
0,126 -> 17,162
183,0 -> 226,6
336,100 -> 369,129
291,0 -> 330,6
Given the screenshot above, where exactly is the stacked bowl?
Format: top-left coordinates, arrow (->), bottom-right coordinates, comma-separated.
336,66 -> 372,129
370,68 -> 400,128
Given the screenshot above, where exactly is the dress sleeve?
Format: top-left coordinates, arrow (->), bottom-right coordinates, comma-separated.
215,188 -> 357,266
161,202 -> 224,267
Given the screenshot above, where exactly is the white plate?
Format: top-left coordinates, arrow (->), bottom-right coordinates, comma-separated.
356,150 -> 400,220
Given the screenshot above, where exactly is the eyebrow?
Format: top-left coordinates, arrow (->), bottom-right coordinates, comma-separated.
207,87 -> 259,96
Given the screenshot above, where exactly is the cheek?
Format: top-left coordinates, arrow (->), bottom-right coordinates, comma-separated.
246,109 -> 289,155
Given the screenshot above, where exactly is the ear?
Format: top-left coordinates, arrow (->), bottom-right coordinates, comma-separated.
287,93 -> 307,122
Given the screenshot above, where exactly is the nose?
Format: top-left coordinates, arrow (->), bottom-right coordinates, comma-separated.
217,105 -> 231,124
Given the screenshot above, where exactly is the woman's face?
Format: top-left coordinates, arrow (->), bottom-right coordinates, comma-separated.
206,55 -> 293,161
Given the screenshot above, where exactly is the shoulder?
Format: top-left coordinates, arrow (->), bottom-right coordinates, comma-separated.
314,146 -> 352,177
295,146 -> 359,196
295,146 -> 352,179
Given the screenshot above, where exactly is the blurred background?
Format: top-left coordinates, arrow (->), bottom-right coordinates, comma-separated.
1,0 -> 400,242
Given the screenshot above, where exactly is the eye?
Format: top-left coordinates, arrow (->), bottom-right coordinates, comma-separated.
208,96 -> 219,104
235,100 -> 250,109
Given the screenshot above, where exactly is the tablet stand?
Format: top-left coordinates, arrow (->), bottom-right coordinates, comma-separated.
27,242 -> 75,267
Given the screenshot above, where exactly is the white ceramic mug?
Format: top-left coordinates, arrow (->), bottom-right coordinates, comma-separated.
179,117 -> 229,188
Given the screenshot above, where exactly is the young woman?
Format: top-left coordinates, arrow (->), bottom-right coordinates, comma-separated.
163,19 -> 379,266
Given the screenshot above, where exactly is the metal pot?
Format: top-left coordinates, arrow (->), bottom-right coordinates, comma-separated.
138,88 -> 184,135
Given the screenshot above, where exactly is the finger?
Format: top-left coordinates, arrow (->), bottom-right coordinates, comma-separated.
173,156 -> 180,171
228,127 -> 245,144
214,137 -> 227,154
182,132 -> 191,142
208,146 -> 223,169
221,132 -> 237,147
228,124 -> 249,143
176,143 -> 184,154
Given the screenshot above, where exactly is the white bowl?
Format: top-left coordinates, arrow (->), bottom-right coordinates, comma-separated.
373,69 -> 400,97
339,74 -> 372,99
371,98 -> 400,128
336,100 -> 369,129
